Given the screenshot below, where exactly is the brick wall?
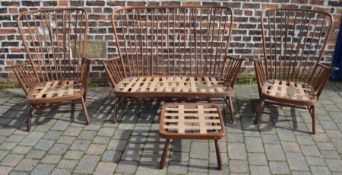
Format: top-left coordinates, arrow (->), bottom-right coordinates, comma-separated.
0,0 -> 341,83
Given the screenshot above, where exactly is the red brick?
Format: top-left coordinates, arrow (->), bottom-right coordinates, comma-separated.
292,0 -> 309,3
5,60 -> 14,65
309,0 -> 324,5
127,1 -> 146,6
0,29 -> 16,34
58,0 -> 67,6
10,48 -> 25,53
9,8 -> 17,14
92,8 -> 103,13
244,10 -> 253,16
313,7 -> 331,13
107,1 -> 125,6
182,2 -> 201,6
262,3 -> 280,9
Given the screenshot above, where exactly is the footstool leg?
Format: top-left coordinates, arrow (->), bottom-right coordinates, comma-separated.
215,139 -> 222,170
160,139 -> 170,169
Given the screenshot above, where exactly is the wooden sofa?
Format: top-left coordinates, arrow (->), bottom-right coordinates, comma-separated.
102,6 -> 243,122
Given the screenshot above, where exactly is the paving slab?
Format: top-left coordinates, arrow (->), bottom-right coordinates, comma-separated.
0,83 -> 341,174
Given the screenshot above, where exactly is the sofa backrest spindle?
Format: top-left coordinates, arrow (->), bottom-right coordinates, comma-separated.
112,6 -> 234,79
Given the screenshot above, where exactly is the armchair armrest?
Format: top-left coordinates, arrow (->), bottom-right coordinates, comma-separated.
11,62 -> 40,95
317,63 -> 338,71
101,57 -> 126,88
310,63 -> 338,97
222,56 -> 244,88
254,58 -> 267,90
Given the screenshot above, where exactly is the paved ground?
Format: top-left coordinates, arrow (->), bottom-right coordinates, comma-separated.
0,82 -> 342,175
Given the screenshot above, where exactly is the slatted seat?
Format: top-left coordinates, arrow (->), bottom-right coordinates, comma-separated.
159,103 -> 224,169
28,80 -> 83,103
262,80 -> 314,102
115,76 -> 230,97
160,103 -> 224,137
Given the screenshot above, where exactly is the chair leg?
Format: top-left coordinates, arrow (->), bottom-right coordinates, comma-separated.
70,102 -> 75,122
81,97 -> 90,125
309,105 -> 316,134
159,139 -> 170,169
224,97 -> 235,124
83,92 -> 87,102
112,97 -> 119,123
112,97 -> 123,123
214,139 -> 222,170
254,98 -> 265,124
26,105 -> 33,132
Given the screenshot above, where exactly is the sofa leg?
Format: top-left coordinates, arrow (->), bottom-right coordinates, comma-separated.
224,97 -> 235,124
309,105 -> 316,134
254,99 -> 265,124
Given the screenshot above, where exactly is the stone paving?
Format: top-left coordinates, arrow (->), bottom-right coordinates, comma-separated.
0,82 -> 342,175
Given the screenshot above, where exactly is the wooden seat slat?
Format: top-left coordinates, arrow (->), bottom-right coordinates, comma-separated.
68,80 -> 74,96
149,77 -> 159,92
46,81 -> 59,98
130,77 -> 145,92
164,113 -> 220,117
198,105 -> 207,134
279,81 -> 287,98
190,77 -> 197,92
164,119 -> 221,123
297,83 -> 309,101
35,81 -> 54,98
177,105 -> 185,134
166,107 -> 218,112
57,81 -> 67,97
122,77 -> 138,92
269,80 -> 279,96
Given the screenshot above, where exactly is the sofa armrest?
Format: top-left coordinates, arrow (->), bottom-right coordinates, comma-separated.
222,56 -> 244,88
101,57 -> 126,88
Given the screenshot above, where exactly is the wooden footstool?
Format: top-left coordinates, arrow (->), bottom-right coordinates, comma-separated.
159,103 -> 225,170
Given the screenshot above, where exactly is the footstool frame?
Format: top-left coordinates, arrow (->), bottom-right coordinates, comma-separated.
159,103 -> 225,170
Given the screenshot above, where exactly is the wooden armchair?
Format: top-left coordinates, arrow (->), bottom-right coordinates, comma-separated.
103,6 -> 243,123
255,8 -> 336,134
13,8 -> 90,131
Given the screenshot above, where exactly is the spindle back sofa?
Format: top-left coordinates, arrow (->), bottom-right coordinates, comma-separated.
102,6 -> 243,122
